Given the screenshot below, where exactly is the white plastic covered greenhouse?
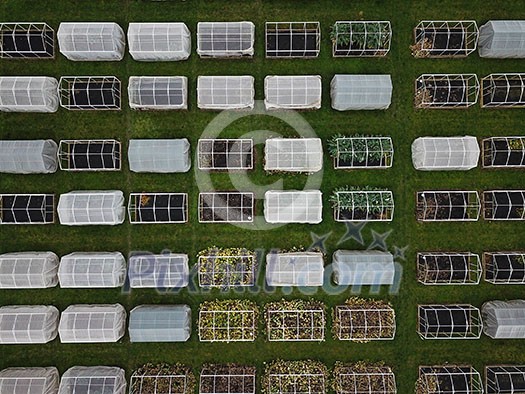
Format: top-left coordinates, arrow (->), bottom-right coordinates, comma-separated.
0,367 -> 59,394
58,304 -> 126,343
479,20 -> 525,58
265,252 -> 324,286
59,367 -> 126,394
331,75 -> 392,110
128,76 -> 187,110
0,77 -> 58,112
264,190 -> 323,224
0,252 -> 59,289
264,75 -> 322,110
128,253 -> 189,288
197,76 -> 254,110
57,22 -> 125,61
0,305 -> 59,344
57,191 -> 125,225
129,305 -> 191,342
0,140 -> 58,174
411,136 -> 480,171
128,139 -> 191,173
482,300 -> 525,339
333,250 -> 395,286
127,23 -> 190,61
264,138 -> 323,172
197,22 -> 255,57
58,252 -> 126,288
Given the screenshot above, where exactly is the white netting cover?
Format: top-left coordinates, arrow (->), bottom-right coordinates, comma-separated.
59,367 -> 126,394
0,77 -> 59,113
57,190 -> 125,225
479,20 -> 525,58
129,304 -> 191,342
0,140 -> 58,174
197,22 -> 255,57
58,252 -> 126,288
128,23 -> 190,61
57,23 -> 125,61
58,304 -> 126,343
483,300 -> 525,339
0,305 -> 59,344
265,252 -> 324,286
264,75 -> 322,110
264,138 -> 323,172
128,77 -> 187,110
128,139 -> 190,173
264,190 -> 323,224
333,250 -> 395,285
128,254 -> 189,288
331,74 -> 392,111
0,252 -> 59,289
197,76 -> 255,110
411,136 -> 480,170
0,367 -> 59,394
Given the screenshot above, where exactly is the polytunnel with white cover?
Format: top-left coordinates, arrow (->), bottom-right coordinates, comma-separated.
264,190 -> 323,224
197,76 -> 254,110
417,304 -> 482,339
0,252 -> 59,289
481,74 -> 525,108
129,305 -> 191,342
482,300 -> 525,339
0,23 -> 55,59
0,305 -> 59,344
128,253 -> 189,288
332,250 -> 395,286
479,20 -> 525,58
127,23 -> 190,61
57,190 -> 125,225
265,252 -> 324,286
0,194 -> 55,225
485,365 -> 525,394
197,22 -> 254,57
483,252 -> 525,284
128,77 -> 187,110
264,75 -> 322,110
58,304 -> 126,343
411,136 -> 480,171
128,139 -> 190,173
415,74 -> 480,108
264,138 -> 323,172
0,140 -> 58,174
58,140 -> 121,171
58,252 -> 126,288
57,22 -> 125,61
417,366 -> 483,394
0,77 -> 58,112
58,367 -> 126,394
331,75 -> 392,110
0,367 -> 59,394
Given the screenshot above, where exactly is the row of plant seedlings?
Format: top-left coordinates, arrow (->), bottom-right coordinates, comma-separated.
197,298 -> 396,343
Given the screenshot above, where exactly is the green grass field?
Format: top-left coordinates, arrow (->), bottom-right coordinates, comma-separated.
2,0 -> 525,392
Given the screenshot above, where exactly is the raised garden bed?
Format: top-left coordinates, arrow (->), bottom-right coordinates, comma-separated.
263,360 -> 327,394
0,194 -> 54,224
331,187 -> 394,222
328,134 -> 393,169
483,137 -> 525,167
198,139 -> 253,171
333,362 -> 396,394
417,253 -> 481,284
418,305 -> 482,339
416,191 -> 480,221
483,190 -> 525,220
59,140 -> 121,171
59,76 -> 121,110
200,364 -> 256,394
484,252 -> 525,283
0,23 -> 54,58
199,192 -> 254,223
482,75 -> 525,108
331,21 -> 391,57
129,193 -> 187,223
414,75 -> 479,108
411,21 -> 478,58
266,22 -> 320,58
130,363 -> 195,394
416,366 -> 482,394
197,247 -> 257,288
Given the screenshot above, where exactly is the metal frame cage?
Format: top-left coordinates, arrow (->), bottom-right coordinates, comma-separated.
332,189 -> 394,222
482,74 -> 525,108
415,74 -> 480,109
265,302 -> 325,342
333,304 -> 396,341
413,20 -> 479,57
129,365 -> 192,394
199,192 -> 254,223
265,22 -> 321,58
417,252 -> 482,285
333,136 -> 393,169
59,76 -> 121,110
128,192 -> 188,224
416,190 -> 481,222
417,304 -> 483,339
0,23 -> 54,58
198,301 -> 257,343
198,139 -> 253,171
417,365 -> 483,394
483,136 -> 525,168
485,365 -> 525,394
333,363 -> 396,394
483,190 -> 525,220
264,361 -> 327,394
128,253 -> 189,289
199,364 -> 256,394
197,22 -> 255,58
197,249 -> 257,288
58,139 -> 121,171
484,251 -> 525,284
0,194 -> 55,224
332,21 -> 391,57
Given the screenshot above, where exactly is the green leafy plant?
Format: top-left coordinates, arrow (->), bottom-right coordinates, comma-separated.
330,186 -> 393,216
330,23 -> 351,46
508,138 -> 524,151
327,134 -> 392,167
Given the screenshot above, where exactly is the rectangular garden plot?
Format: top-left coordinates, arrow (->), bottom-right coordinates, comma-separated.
333,298 -> 395,341
416,191 -> 480,221
198,300 -> 258,342
331,188 -> 394,222
129,193 -> 188,224
331,21 -> 391,57
59,76 -> 121,110
417,366 -> 483,394
415,74 -> 479,109
266,22 -> 320,58
484,252 -> 525,284
264,360 -> 327,394
333,362 -> 396,394
329,135 -> 393,169
483,137 -> 525,168
265,299 -> 325,342
483,190 -> 525,220
197,247 -> 257,288
198,139 -> 253,171
485,365 -> 525,394
58,140 -> 121,171
417,304 -> 482,339
200,364 -> 256,394
129,363 -> 195,394
0,23 -> 54,58
482,74 -> 525,108
199,192 -> 253,223
417,252 -> 482,285
0,194 -> 54,224
412,20 -> 479,58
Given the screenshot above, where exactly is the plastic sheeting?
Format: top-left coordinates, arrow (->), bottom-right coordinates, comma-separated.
197,76 -> 254,110
128,139 -> 191,173
0,367 -> 59,394
331,74 -> 392,110
58,252 -> 126,288
0,140 -> 58,174
197,22 -> 254,57
0,305 -> 59,344
59,367 -> 126,394
128,77 -> 187,110
128,23 -> 190,61
265,252 -> 324,286
0,77 -> 59,113
264,75 -> 322,110
128,254 -> 189,288
264,138 -> 323,172
264,190 -> 323,224
479,20 -> 525,58
129,305 -> 191,342
333,250 -> 395,285
57,190 -> 125,225
0,252 -> 59,289
411,136 -> 480,170
483,300 -> 525,339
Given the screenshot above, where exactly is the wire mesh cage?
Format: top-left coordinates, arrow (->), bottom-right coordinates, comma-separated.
0,23 -> 54,59
0,194 -> 55,224
416,365 -> 483,394
128,193 -> 188,224
266,22 -> 320,58
198,300 -> 258,342
59,76 -> 121,110
411,136 -> 480,170
265,251 -> 324,287
415,74 -> 479,109
331,136 -> 393,169
129,364 -> 194,394
333,362 -> 396,394
416,191 -> 481,222
331,189 -> 394,222
199,192 -> 254,223
58,140 -> 121,171
331,21 -> 391,57
483,136 -> 525,168
198,139 -> 253,171
412,21 -> 479,58
197,247 -> 257,288
484,252 -> 525,284
199,364 -> 256,394
197,22 -> 254,58
485,365 -> 525,394
417,252 -> 482,285
483,190 -> 525,220
0,252 -> 59,289
417,304 -> 482,339
481,74 -> 525,108
263,360 -> 327,394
